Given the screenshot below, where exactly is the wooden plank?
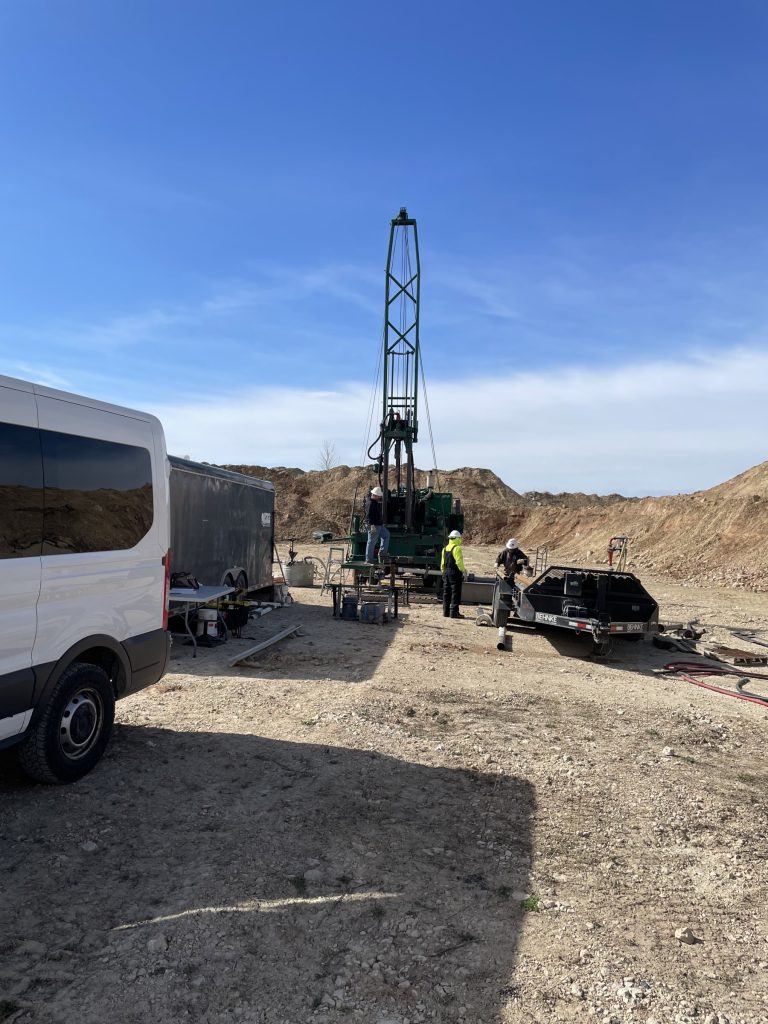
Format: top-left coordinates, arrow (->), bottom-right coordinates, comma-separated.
702,644 -> 768,666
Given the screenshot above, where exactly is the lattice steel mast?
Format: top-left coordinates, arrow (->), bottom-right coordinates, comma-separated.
380,207 -> 420,529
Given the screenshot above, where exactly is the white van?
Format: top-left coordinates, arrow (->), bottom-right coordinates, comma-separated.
0,374 -> 171,782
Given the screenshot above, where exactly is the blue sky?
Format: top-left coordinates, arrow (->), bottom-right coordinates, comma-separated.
2,1 -> 767,494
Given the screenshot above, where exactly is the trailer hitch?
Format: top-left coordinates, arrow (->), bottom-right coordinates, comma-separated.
591,615 -> 613,657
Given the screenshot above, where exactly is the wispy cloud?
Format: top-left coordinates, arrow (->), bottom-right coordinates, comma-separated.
0,262 -> 381,359
146,344 -> 768,496
429,235 -> 768,359
202,263 -> 381,317
8,362 -> 72,389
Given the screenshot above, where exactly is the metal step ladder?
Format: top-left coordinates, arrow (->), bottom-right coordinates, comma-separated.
321,546 -> 347,594
607,536 -> 629,571
533,545 -> 549,576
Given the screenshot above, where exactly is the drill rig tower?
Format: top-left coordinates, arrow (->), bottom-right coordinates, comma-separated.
348,208 -> 463,572
381,206 -> 420,527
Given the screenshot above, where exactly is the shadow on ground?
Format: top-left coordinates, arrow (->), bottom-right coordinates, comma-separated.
485,619 -> 672,676
168,594 -> 405,684
0,728 -> 534,1024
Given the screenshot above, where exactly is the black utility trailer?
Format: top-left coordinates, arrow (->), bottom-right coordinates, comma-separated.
492,565 -> 659,655
169,457 -> 275,593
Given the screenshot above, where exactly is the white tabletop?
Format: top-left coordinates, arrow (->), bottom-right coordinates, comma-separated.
168,585 -> 235,605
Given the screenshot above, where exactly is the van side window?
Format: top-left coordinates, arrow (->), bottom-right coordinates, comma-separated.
0,420 -> 44,558
41,431 -> 154,555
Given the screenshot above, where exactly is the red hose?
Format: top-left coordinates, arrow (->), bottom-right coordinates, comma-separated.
663,661 -> 768,706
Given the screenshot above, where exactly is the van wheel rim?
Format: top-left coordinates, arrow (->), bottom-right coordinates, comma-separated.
59,689 -> 104,760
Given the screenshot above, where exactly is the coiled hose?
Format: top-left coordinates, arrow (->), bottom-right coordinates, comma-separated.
663,661 -> 768,706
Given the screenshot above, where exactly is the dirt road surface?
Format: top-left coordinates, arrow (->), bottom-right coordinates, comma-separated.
2,546 -> 768,1024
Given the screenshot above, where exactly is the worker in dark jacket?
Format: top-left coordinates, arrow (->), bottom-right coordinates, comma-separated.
496,538 -> 529,584
364,486 -> 390,562
441,530 -> 466,618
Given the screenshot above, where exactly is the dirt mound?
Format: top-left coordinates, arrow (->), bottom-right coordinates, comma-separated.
225,464 -> 373,539
524,490 -> 636,508
415,467 -> 527,507
698,459 -> 768,500
482,493 -> 768,589
222,460 -> 768,590
223,464 -> 528,541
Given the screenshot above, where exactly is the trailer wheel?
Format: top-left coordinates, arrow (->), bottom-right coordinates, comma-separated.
223,572 -> 236,590
18,663 -> 115,784
236,571 -> 248,594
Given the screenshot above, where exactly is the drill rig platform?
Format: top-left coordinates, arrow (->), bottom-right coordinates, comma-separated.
343,208 -> 462,579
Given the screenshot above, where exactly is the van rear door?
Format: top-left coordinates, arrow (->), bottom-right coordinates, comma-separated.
0,380 -> 43,742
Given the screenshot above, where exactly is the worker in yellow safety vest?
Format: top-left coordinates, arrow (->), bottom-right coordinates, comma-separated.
441,530 -> 466,619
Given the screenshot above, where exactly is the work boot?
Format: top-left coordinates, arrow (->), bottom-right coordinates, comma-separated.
450,611 -> 465,619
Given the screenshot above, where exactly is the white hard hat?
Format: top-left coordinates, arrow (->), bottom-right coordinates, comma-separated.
506,538 -> 518,549
449,530 -> 462,539
371,486 -> 383,497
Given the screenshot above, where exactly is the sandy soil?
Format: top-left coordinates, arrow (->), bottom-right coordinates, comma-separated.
2,545 -> 768,1024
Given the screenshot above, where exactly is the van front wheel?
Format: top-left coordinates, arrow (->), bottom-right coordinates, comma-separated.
19,664 -> 115,784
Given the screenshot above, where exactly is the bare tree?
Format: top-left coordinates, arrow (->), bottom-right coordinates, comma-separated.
318,439 -> 339,471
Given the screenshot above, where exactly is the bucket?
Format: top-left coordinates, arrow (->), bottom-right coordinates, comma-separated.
197,607 -> 219,638
341,595 -> 358,621
360,602 -> 384,625
284,560 -> 314,588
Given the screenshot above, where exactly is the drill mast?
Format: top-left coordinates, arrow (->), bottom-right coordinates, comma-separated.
347,207 -> 462,572
380,207 -> 420,528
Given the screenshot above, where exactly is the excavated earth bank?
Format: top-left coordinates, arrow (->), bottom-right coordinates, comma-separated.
226,461 -> 768,591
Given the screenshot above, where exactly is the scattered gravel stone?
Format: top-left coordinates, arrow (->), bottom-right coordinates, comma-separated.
17,940 -> 46,957
146,934 -> 168,954
675,927 -> 701,945
617,979 -> 651,1007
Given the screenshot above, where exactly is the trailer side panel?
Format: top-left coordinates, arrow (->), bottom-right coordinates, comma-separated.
169,458 -> 274,591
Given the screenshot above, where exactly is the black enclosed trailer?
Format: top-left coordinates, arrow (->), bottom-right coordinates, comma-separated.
492,565 -> 659,655
168,457 -> 274,593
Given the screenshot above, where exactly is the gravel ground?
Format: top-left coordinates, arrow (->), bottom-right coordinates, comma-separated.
2,546 -> 768,1024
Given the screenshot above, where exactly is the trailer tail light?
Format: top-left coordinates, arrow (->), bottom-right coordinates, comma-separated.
162,551 -> 171,629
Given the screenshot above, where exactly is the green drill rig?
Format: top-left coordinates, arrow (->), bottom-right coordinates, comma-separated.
347,208 -> 463,575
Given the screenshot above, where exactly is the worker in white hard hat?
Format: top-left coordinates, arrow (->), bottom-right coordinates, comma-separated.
495,537 -> 529,587
364,486 -> 390,562
441,529 -> 466,618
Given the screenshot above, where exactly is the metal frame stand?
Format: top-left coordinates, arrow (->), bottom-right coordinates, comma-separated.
322,546 -> 348,594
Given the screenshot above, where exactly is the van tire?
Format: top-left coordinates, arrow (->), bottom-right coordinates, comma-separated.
18,663 -> 115,784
